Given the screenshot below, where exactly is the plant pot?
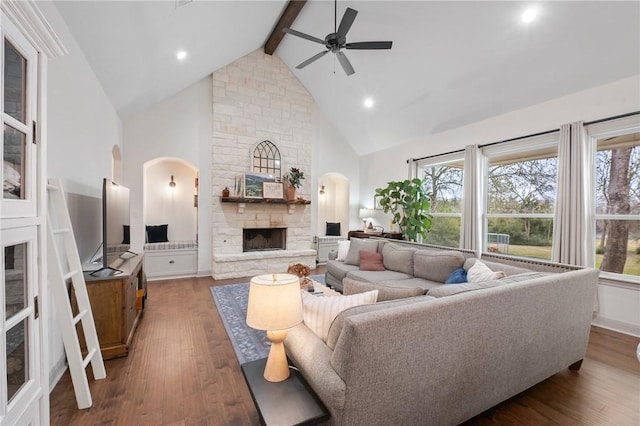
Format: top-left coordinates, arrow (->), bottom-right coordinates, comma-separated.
286,186 -> 296,201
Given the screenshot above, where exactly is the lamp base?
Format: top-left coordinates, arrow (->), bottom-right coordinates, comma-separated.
264,329 -> 290,382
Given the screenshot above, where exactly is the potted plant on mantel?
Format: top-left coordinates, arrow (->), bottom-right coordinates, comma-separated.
375,178 -> 433,242
283,167 -> 305,200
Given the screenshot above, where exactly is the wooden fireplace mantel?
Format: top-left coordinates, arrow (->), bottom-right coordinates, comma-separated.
220,197 -> 311,214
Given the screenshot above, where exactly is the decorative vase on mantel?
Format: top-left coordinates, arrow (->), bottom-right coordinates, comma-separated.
286,185 -> 296,201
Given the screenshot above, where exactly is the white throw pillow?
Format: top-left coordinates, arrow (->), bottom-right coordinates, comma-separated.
301,290 -> 378,341
467,261 -> 506,282
336,240 -> 351,261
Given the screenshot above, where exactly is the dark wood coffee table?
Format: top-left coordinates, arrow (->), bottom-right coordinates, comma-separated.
241,358 -> 329,426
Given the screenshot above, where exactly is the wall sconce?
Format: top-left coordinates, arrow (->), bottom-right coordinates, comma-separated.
319,185 -> 325,195
169,175 -> 176,188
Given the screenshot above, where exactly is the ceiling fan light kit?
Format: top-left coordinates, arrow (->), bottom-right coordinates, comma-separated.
283,1 -> 392,76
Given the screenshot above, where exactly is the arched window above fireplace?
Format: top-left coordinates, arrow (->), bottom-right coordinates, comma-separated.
252,140 -> 281,179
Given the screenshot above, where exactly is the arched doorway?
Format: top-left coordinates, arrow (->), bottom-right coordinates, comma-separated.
317,172 -> 349,236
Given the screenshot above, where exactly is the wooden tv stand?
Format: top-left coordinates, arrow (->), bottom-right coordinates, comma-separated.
76,253 -> 147,360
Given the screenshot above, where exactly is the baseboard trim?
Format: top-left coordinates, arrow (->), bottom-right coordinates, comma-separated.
49,356 -> 67,393
592,316 -> 640,337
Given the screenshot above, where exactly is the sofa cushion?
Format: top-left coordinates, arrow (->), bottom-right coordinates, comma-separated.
344,238 -> 380,266
413,250 -> 466,282
359,251 -> 385,271
467,260 -> 506,282
326,260 -> 360,282
343,277 -> 424,302
445,267 -> 468,284
427,271 -> 553,298
300,290 -> 378,341
325,296 -> 434,350
381,243 -> 417,274
427,279 -> 506,297
347,269 -> 413,284
378,277 -> 442,292
336,240 -> 350,261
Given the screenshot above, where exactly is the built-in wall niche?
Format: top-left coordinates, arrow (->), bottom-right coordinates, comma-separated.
317,172 -> 349,236
143,158 -> 198,242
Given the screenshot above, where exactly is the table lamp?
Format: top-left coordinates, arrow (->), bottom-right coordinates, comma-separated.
246,273 -> 303,382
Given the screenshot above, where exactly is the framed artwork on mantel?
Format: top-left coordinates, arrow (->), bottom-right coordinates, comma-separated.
263,182 -> 284,199
244,172 -> 276,198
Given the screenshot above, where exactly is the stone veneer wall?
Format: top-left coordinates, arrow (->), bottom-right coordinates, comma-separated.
211,50 -> 316,279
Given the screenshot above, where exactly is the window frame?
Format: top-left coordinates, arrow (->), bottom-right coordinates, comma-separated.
586,115 -> 640,282
481,132 -> 560,259
415,151 -> 465,247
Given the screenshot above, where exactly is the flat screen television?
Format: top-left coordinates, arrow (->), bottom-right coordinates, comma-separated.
91,178 -> 132,276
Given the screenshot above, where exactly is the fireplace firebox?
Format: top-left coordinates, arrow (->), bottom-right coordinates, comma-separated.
243,228 -> 287,252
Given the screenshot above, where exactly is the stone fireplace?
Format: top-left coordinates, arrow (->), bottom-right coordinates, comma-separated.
243,227 -> 286,252
210,50 -> 316,279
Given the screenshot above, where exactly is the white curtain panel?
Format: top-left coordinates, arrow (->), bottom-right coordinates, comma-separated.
552,121 -> 593,266
461,145 -> 481,252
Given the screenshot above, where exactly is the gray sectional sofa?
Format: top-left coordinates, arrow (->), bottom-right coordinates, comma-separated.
286,240 -> 599,425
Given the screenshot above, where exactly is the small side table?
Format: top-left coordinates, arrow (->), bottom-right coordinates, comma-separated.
241,358 -> 329,426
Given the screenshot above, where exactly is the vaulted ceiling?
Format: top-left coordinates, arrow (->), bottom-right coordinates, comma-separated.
53,1 -> 640,155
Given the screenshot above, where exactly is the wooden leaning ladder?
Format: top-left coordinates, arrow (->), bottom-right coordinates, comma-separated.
46,178 -> 106,409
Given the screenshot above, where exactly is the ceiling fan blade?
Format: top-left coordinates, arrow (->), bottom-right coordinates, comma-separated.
335,51 -> 355,76
337,7 -> 358,38
346,41 -> 393,50
283,28 -> 325,45
296,50 -> 329,69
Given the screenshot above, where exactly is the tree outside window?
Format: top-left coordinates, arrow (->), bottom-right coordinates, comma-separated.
595,133 -> 640,276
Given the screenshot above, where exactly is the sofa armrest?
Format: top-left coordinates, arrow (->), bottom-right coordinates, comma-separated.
284,324 -> 346,421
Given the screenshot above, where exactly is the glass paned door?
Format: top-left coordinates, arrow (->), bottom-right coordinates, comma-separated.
0,227 -> 38,423
1,20 -> 37,218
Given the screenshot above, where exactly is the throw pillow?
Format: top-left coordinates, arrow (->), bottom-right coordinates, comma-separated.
122,225 -> 130,244
359,250 -> 385,271
326,222 -> 341,236
344,238 -> 379,266
146,224 -> 169,243
336,240 -> 350,261
445,267 -> 467,284
466,260 -> 506,282
301,290 -> 378,341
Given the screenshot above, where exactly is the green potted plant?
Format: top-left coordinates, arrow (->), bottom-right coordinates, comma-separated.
375,178 -> 433,242
283,167 -> 305,200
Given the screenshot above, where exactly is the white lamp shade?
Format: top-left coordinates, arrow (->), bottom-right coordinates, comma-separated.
246,273 -> 303,331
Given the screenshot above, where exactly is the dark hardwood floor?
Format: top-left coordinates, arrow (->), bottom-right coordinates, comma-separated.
50,270 -> 640,425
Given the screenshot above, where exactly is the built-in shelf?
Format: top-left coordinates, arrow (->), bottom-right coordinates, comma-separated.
220,197 -> 311,214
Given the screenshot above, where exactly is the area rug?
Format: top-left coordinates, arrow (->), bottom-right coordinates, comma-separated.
210,274 -> 325,364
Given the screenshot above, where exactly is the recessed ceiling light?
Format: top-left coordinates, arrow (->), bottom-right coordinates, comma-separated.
521,8 -> 537,23
176,50 -> 187,61
363,97 -> 374,109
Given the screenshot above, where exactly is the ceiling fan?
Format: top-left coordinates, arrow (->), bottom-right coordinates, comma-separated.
283,0 -> 392,76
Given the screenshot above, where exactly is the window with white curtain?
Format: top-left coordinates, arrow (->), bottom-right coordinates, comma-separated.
482,133 -> 559,259
416,153 -> 464,247
587,116 -> 640,279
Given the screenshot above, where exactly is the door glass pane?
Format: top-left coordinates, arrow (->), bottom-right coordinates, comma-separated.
6,318 -> 28,403
3,124 -> 26,200
5,243 -> 27,319
4,39 -> 27,123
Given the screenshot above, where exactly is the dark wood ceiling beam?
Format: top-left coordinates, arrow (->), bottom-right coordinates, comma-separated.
264,0 -> 307,55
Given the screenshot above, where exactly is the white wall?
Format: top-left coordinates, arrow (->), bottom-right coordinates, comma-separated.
123,77 -> 212,275
144,160 -> 197,241
313,109 -> 361,231
38,2 -> 123,386
360,75 -> 640,336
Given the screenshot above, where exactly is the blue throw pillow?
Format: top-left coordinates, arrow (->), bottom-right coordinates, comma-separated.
445,267 -> 467,284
